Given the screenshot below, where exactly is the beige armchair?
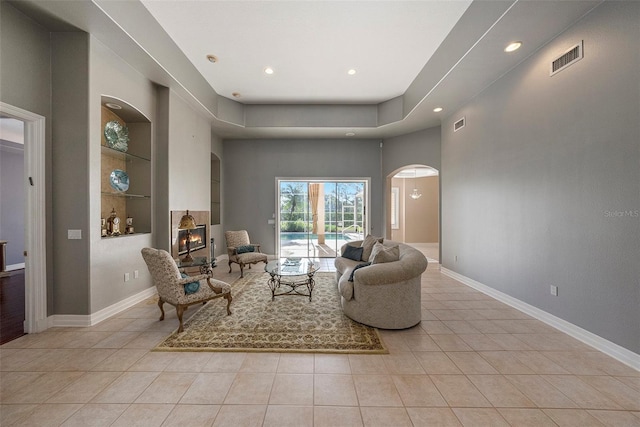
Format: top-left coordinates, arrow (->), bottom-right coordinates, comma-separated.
225,230 -> 268,278
141,248 -> 232,333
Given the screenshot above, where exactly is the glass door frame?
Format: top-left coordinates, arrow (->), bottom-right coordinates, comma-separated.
275,177 -> 371,258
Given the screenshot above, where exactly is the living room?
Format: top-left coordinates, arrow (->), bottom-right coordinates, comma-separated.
1,0 -> 638,425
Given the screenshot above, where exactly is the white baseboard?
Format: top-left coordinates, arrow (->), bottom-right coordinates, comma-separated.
6,263 -> 25,271
50,286 -> 157,328
441,267 -> 640,371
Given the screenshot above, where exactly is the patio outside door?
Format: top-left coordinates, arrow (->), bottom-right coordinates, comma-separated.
278,180 -> 367,258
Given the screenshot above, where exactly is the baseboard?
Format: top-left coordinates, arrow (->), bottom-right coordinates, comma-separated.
50,286 -> 157,328
441,267 -> 640,371
6,263 -> 25,271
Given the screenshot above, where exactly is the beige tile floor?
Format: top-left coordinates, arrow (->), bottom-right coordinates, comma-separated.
1,261 -> 639,426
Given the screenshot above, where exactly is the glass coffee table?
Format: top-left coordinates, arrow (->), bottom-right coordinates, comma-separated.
265,258 -> 321,301
174,256 -> 214,276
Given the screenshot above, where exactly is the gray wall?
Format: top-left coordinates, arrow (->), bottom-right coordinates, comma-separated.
382,126 -> 441,175
0,141 -> 25,265
0,2 -> 54,312
211,132 -> 224,258
1,2 -> 219,316
51,32 -> 91,315
168,90 -> 212,214
441,1 -> 640,353
89,36 -> 156,313
382,126 -> 441,239
223,139 -> 383,254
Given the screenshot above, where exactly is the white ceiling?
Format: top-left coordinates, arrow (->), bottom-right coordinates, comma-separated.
140,1 -> 472,104
14,0 -> 603,139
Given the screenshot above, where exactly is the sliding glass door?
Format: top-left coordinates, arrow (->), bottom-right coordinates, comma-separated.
278,179 -> 367,258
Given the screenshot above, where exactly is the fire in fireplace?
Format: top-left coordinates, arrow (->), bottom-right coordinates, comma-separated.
178,224 -> 206,255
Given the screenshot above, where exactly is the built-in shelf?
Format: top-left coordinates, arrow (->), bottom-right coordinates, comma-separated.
101,192 -> 150,199
101,232 -> 150,238
211,153 -> 221,225
101,145 -> 150,162
101,96 -> 152,237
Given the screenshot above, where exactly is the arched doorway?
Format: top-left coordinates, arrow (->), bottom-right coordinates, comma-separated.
387,165 -> 439,262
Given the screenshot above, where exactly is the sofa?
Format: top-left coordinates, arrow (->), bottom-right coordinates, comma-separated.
335,238 -> 428,329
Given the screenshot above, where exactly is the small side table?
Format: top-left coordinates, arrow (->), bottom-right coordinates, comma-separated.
174,256 -> 213,276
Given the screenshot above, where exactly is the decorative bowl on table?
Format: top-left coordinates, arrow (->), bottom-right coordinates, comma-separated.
109,169 -> 129,192
104,120 -> 129,152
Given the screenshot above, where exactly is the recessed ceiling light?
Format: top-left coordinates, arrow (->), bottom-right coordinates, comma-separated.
346,132 -> 356,137
264,67 -> 274,75
206,54 -> 218,63
433,107 -> 443,113
347,69 -> 357,75
105,103 -> 122,110
504,41 -> 522,52
232,92 -> 241,98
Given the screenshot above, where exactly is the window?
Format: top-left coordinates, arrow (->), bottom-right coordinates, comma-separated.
391,187 -> 400,229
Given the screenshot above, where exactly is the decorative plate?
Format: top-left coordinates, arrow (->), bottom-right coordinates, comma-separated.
109,169 -> 129,192
104,120 -> 129,152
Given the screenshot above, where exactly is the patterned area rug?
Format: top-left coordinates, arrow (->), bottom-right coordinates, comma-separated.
154,272 -> 387,354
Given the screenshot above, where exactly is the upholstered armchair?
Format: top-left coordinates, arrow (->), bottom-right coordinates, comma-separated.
225,230 -> 268,278
141,248 -> 232,333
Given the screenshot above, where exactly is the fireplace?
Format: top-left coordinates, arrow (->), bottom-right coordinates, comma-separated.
178,224 -> 207,255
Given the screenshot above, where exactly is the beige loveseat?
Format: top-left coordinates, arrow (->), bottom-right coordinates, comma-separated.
335,239 -> 428,329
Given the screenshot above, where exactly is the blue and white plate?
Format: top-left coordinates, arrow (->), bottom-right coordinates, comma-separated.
109,169 -> 129,192
104,120 -> 129,152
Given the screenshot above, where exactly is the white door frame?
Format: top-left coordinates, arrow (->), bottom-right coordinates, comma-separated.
1,102 -> 48,333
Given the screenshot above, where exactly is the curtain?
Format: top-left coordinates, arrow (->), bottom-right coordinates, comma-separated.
309,183 -> 320,234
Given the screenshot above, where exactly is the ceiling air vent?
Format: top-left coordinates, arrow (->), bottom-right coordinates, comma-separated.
454,117 -> 465,132
550,41 -> 583,76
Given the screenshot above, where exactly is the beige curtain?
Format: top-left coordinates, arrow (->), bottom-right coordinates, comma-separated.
309,183 -> 320,234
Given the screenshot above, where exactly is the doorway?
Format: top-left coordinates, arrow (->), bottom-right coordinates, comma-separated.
388,165 -> 440,262
0,102 -> 47,336
277,179 -> 368,258
0,118 -> 25,343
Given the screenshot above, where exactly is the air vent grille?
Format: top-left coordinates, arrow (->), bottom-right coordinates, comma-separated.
454,117 -> 465,132
550,41 -> 583,76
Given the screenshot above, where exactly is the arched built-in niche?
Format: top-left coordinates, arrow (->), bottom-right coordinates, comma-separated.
387,164 -> 440,262
211,153 -> 221,225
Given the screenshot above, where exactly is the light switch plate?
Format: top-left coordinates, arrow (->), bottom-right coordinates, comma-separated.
67,229 -> 82,239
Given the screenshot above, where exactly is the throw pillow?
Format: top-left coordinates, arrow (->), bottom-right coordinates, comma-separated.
180,273 -> 200,294
342,245 -> 364,261
236,245 -> 255,254
369,242 -> 400,264
360,234 -> 383,261
348,262 -> 371,282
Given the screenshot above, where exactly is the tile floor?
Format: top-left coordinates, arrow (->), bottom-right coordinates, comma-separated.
1,261 -> 639,426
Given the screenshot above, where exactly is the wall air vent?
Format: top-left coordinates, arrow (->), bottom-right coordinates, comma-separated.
550,41 -> 583,76
454,117 -> 465,132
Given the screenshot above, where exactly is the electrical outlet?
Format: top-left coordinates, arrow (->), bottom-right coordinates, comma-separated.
134,270 -> 139,279
124,273 -> 130,282
550,285 -> 558,296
